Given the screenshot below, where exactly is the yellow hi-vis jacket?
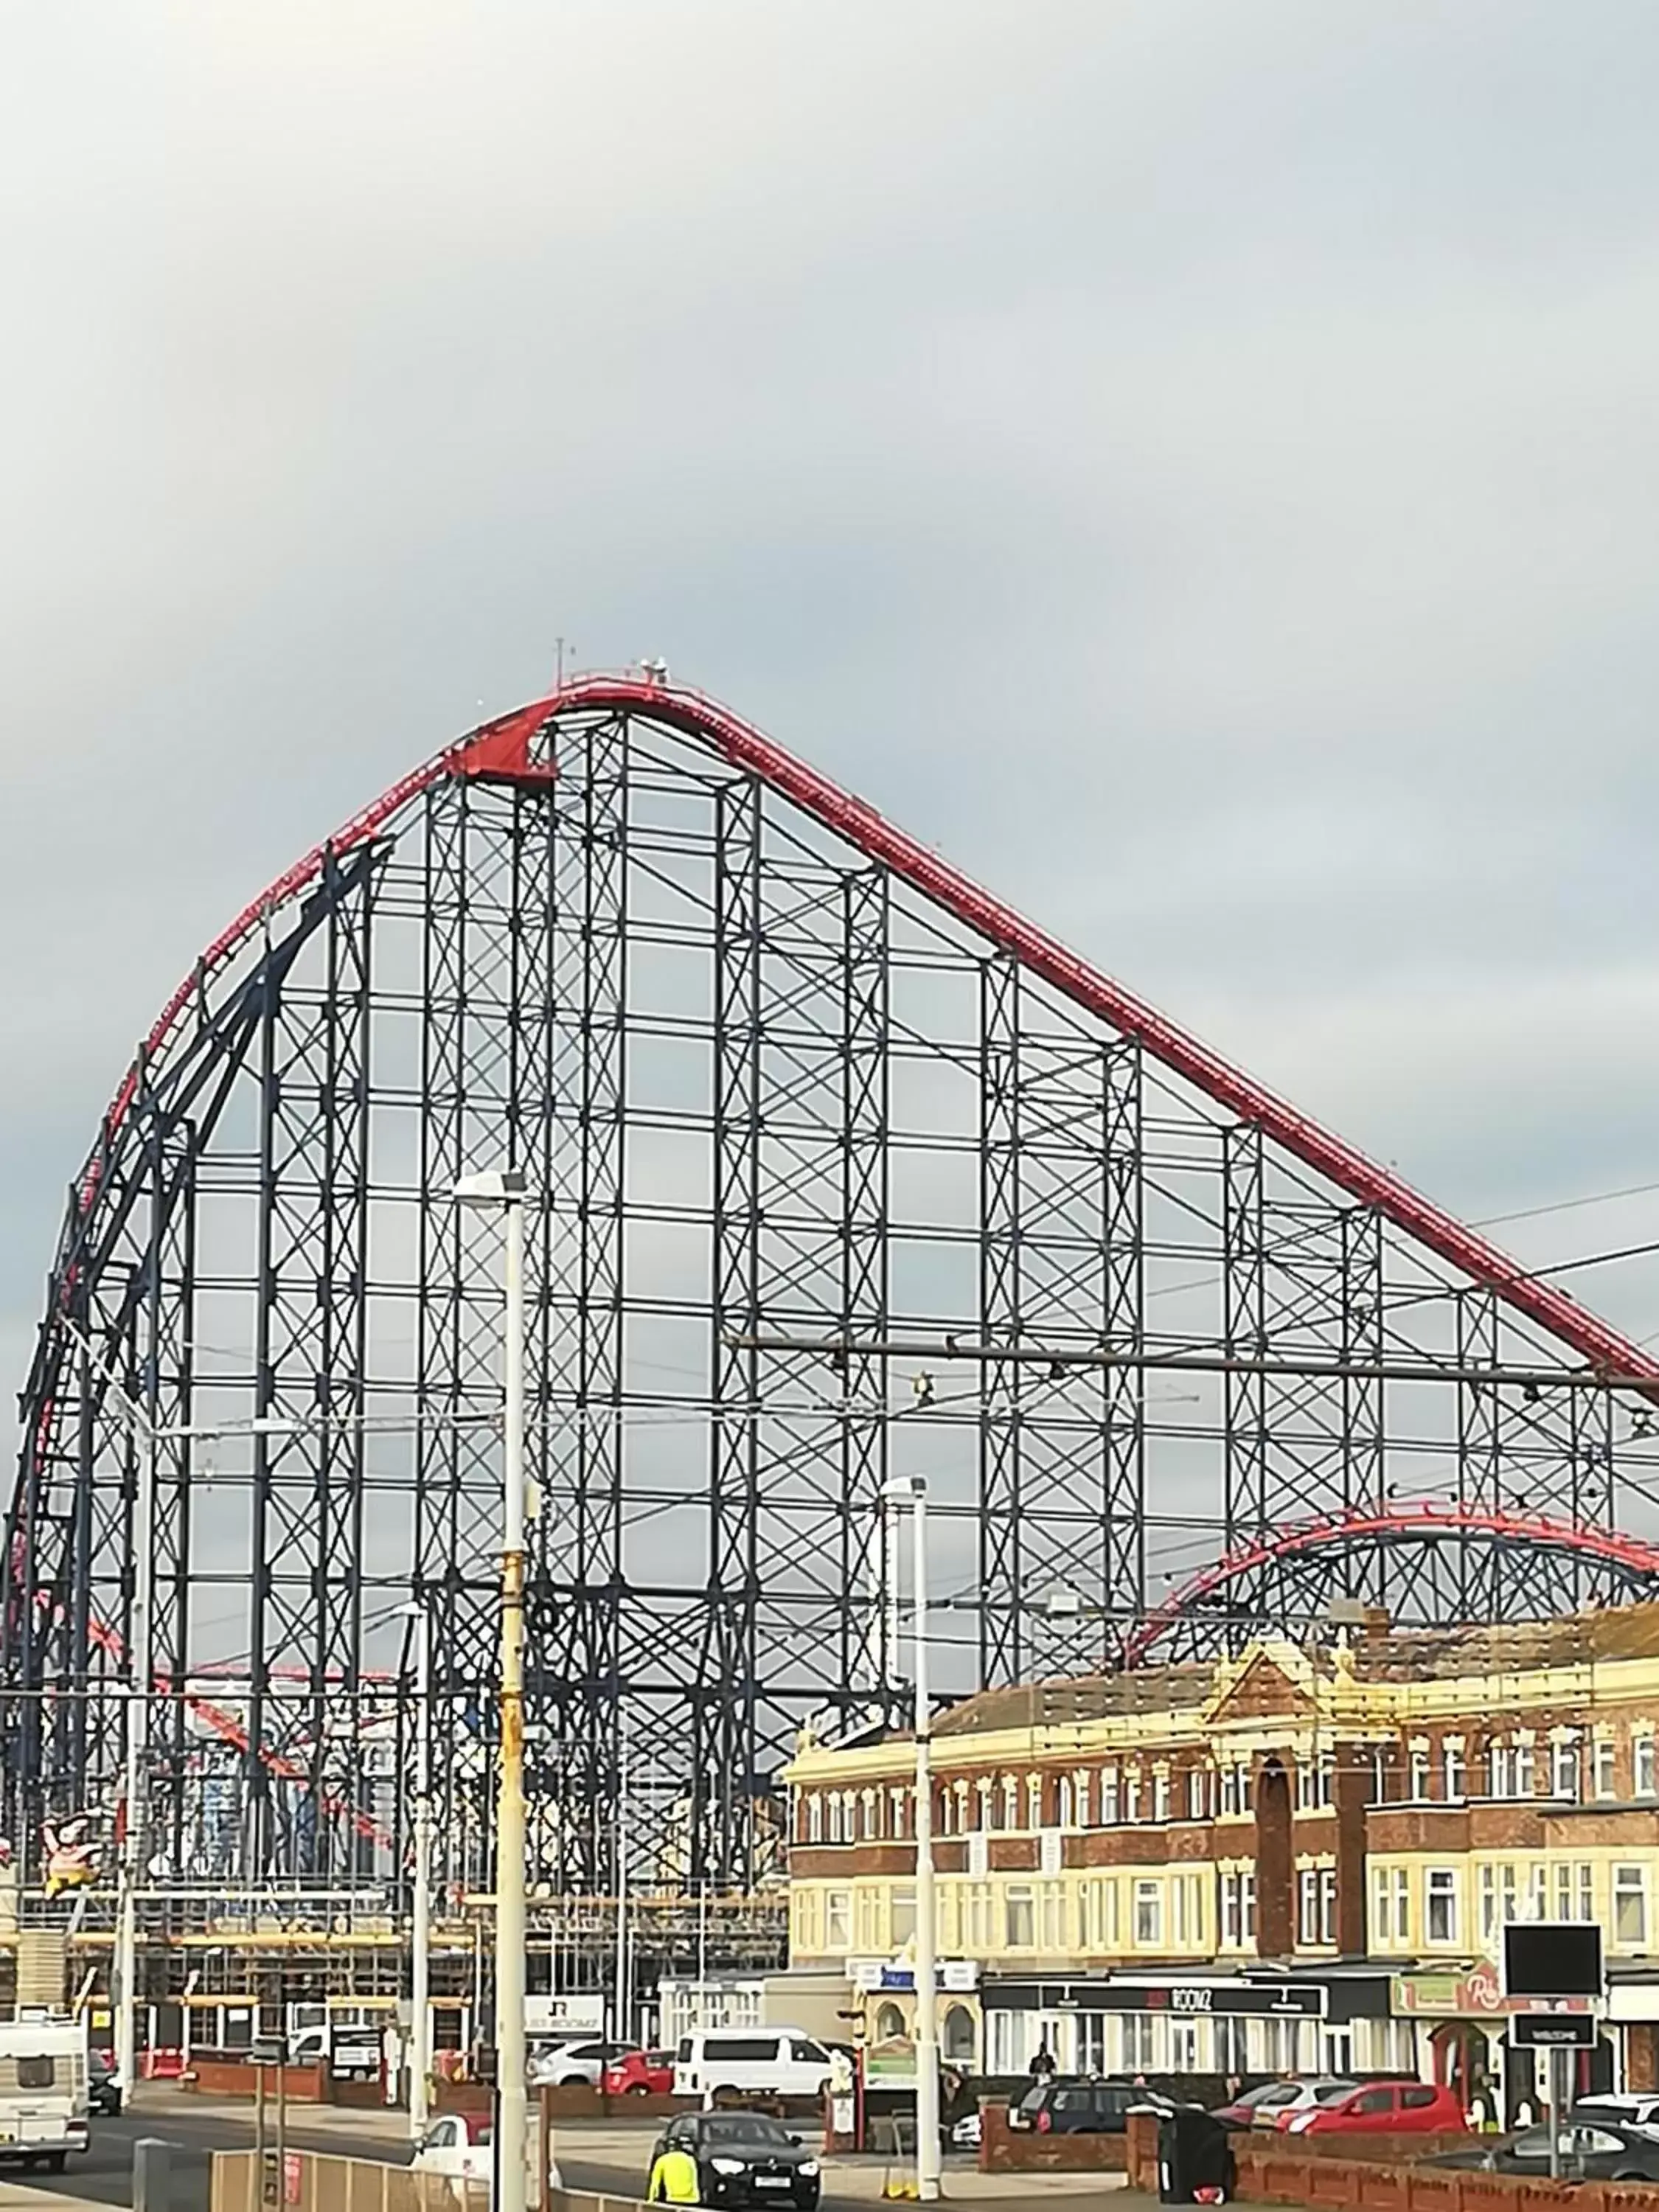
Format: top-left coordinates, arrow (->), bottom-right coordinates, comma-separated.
648,2147 -> 702,2203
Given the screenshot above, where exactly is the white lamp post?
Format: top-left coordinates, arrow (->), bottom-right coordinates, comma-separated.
452,1169 -> 529,2212
885,1475 -> 940,2202
400,1599 -> 434,2138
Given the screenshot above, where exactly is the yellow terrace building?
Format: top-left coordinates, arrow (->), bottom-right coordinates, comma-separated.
781,1610 -> 1659,2116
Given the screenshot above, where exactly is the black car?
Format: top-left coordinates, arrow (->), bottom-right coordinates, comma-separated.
1008,2076 -> 1173,2135
88,2049 -> 122,2117
1433,2121 -> 1659,2183
650,2112 -> 821,2209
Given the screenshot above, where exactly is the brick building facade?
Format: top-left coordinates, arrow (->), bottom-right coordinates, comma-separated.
781,1610 -> 1659,2110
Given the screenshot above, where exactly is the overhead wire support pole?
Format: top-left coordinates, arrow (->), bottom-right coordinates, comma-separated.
887,1475 -> 940,2202
454,1169 -> 529,2212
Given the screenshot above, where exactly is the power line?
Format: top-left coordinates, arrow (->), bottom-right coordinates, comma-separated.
1473,1178 -> 1659,1230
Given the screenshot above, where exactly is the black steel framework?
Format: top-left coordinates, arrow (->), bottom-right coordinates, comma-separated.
7,677 -> 1659,1894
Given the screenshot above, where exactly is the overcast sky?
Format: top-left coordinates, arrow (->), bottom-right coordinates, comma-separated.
8,0 -> 1659,1461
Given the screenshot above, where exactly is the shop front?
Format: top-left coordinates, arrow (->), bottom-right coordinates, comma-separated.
981,1975 -> 1326,2082
1391,1962 -> 1604,2122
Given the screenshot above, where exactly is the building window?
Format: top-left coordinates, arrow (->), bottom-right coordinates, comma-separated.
1215,2016 -> 1249,2076
1124,1770 -> 1141,1823
1595,1739 -> 1618,1801
1410,1745 -> 1430,1799
1123,2014 -> 1155,2072
1478,1863 -> 1497,1946
1005,1885 -> 1035,1948
1026,1775 -> 1044,1830
1187,1767 -> 1208,1820
1001,1775 -> 1020,1830
1427,1868 -> 1458,1946
1299,1867 -> 1336,1946
1153,1770 -> 1171,1823
1220,1871 -> 1256,1947
891,1890 -> 917,1944
1368,1748 -> 1388,1804
1552,1740 -> 1579,1801
1637,1736 -> 1657,1798
1057,1775 -> 1074,1829
1614,1865 -> 1649,1948
1101,1769 -> 1120,1826
1081,1877 -> 1119,1950
1443,1742 -> 1467,1800
1514,1744 -> 1534,1797
891,1786 -> 910,1839
807,1795 -> 824,1844
974,1778 -> 992,1832
1298,1870 -> 1320,1947
1134,1879 -> 1163,1947
1488,1743 -> 1511,1798
1220,1766 -> 1239,1818
1170,2020 -> 1199,2073
1579,1862 -> 1596,1922
1372,1865 -> 1410,1945
826,1890 -> 851,1950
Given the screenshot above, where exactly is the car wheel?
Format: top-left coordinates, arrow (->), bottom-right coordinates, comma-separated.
559,2075 -> 586,2088
46,2155 -> 67,2175
712,2084 -> 740,2107
627,2084 -> 650,2096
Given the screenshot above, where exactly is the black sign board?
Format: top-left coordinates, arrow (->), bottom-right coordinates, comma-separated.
986,1979 -> 1326,2019
1503,1923 -> 1604,2000
1509,2015 -> 1598,2051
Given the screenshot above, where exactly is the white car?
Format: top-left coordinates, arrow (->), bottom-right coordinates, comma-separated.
527,2037 -> 631,2088
951,2109 -> 981,2150
412,2115 -> 563,2197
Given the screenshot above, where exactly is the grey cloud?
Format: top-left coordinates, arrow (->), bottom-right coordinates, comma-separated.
8,0 -> 1659,1465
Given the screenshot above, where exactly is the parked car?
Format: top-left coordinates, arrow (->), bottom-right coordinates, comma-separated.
529,2037 -> 633,2087
1573,2096 -> 1659,2131
647,2111 -> 820,2208
87,2049 -> 122,2117
1214,2079 -> 1355,2130
1009,2077 -> 1174,2135
603,2048 -> 675,2097
1432,2122 -> 1659,2182
414,2112 -> 563,2196
1284,2081 -> 1466,2136
673,2028 -> 838,2104
950,2107 -> 982,2150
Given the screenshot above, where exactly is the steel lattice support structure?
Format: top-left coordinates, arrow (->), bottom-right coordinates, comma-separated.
7,674 -> 1659,1896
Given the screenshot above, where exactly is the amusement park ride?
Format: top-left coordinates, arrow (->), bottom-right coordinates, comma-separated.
6,671 -> 1659,1957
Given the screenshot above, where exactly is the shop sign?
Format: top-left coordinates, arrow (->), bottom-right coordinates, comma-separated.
1391,1961 -> 1590,2017
986,1978 -> 1324,2018
849,1958 -> 978,1993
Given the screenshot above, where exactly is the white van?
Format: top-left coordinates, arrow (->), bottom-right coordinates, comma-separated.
674,2028 -> 836,2104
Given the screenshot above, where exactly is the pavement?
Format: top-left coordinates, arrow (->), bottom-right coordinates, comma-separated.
5,2093 -> 1144,2212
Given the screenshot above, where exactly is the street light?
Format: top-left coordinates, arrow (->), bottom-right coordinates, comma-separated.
59,1318 -> 300,2099
452,1168 -> 529,2212
883,1476 -> 940,2204
399,1599 -> 435,2138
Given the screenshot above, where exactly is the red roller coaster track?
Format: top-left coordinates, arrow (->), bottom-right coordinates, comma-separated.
81,674 -> 1659,1391
1124,1501 -> 1659,1667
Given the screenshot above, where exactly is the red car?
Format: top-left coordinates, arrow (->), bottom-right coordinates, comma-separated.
1282,2081 -> 1467,2136
601,2048 -> 675,2096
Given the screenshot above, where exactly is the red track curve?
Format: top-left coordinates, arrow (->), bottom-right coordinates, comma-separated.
1124,1500 -> 1659,1666
76,674 -> 1659,1388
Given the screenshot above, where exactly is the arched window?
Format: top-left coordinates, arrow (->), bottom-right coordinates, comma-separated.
943,2004 -> 977,2063
875,2002 -> 905,2041
807,1794 -> 824,1844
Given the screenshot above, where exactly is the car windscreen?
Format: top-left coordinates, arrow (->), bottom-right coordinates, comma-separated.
701,2116 -> 790,2146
